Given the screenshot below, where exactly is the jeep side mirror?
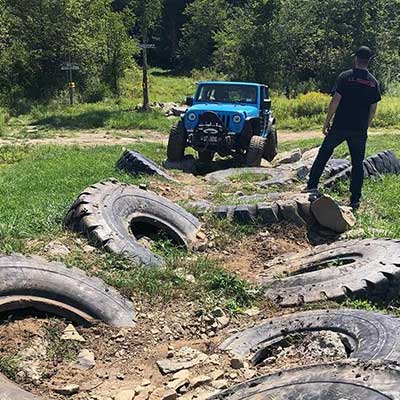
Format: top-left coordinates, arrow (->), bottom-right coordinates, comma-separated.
186,96 -> 194,106
263,98 -> 272,111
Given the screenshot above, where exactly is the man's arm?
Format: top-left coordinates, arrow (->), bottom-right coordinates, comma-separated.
368,103 -> 378,127
323,92 -> 342,135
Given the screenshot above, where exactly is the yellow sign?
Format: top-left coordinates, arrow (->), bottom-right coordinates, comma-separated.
68,82 -> 76,89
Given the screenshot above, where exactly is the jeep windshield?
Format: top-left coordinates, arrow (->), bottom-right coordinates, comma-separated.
196,84 -> 258,104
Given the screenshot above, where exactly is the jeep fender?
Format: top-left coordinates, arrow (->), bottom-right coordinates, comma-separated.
267,116 -> 276,134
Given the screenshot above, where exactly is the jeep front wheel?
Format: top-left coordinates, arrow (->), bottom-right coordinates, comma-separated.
167,120 -> 186,162
246,136 -> 266,167
198,150 -> 215,163
263,125 -> 278,162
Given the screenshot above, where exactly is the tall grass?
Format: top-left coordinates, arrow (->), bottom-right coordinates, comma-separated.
2,71 -> 400,134
273,92 -> 400,131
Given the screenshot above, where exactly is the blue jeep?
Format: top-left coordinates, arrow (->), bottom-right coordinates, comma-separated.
167,81 -> 277,166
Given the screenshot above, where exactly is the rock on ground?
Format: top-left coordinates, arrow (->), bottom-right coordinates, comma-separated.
157,347 -> 208,374
311,195 -> 355,234
273,148 -> 302,165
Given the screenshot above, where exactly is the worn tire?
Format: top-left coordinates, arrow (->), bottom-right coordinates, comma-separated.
0,254 -> 136,327
116,150 -> 175,181
64,180 -> 204,267
323,150 -> 400,188
209,361 -> 400,400
211,193 -> 311,226
263,125 -> 278,162
246,136 -> 266,167
198,150 -> 215,163
205,167 -> 297,187
261,239 -> 400,307
167,120 -> 186,162
220,309 -> 400,364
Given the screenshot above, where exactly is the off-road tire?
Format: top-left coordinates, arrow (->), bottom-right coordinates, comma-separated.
64,180 -> 204,267
209,361 -> 400,400
198,150 -> 215,163
116,150 -> 175,181
220,309 -> 400,364
205,167 -> 297,186
246,136 -> 266,167
261,239 -> 400,307
167,120 -> 186,162
324,150 -> 400,188
263,125 -> 278,162
0,254 -> 136,327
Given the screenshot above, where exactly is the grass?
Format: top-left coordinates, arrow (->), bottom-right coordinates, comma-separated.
229,171 -> 269,183
44,319 -> 82,362
0,143 -> 166,252
2,71 -> 400,138
0,355 -> 20,380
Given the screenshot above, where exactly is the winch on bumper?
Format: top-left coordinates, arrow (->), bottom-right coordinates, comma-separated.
188,112 -> 237,154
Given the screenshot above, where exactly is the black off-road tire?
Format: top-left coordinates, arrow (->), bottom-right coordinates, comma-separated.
116,150 -> 175,181
205,167 -> 297,186
246,136 -> 266,167
0,254 -> 136,327
198,150 -> 215,163
220,309 -> 400,364
209,361 -> 400,400
263,125 -> 278,162
167,120 -> 186,162
64,180 -> 204,267
323,150 -> 400,188
261,239 -> 400,307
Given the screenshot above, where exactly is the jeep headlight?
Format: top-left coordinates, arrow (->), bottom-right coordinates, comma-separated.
233,114 -> 242,124
188,112 -> 197,122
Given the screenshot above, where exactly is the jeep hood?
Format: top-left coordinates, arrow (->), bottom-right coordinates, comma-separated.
188,103 -> 258,117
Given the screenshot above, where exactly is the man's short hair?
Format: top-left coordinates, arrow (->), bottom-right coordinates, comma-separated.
354,46 -> 373,60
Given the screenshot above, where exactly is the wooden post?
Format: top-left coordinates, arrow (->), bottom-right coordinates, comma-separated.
142,44 -> 149,111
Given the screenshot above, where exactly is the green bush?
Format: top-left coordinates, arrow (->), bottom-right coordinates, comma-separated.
83,81 -> 111,103
291,92 -> 330,117
373,97 -> 400,129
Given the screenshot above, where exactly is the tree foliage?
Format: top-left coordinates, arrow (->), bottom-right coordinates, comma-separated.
0,0 -> 136,110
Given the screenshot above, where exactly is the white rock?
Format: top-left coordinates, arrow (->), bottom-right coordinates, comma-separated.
113,389 -> 136,400
157,347 -> 208,374
53,384 -> 80,395
77,349 -> 95,370
61,324 -> 85,342
45,241 -> 70,256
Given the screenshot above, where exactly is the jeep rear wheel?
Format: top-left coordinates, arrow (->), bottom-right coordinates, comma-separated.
263,124 -> 278,162
246,136 -> 265,167
167,120 -> 186,162
198,150 -> 215,163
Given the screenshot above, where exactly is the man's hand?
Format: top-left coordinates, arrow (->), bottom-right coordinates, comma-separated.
322,92 -> 342,136
322,122 -> 331,136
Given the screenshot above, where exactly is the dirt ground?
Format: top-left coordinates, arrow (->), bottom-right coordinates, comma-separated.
0,129 -> 352,399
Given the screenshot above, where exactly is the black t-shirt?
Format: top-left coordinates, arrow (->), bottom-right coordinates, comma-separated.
331,68 -> 381,134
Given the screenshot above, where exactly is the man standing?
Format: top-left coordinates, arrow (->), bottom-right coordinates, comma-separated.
306,46 -> 381,210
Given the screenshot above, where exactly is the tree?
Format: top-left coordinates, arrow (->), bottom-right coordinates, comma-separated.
213,0 -> 280,84
130,0 -> 163,109
0,0 -> 136,110
178,0 -> 229,71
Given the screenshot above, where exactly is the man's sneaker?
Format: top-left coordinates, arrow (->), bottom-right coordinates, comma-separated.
350,201 -> 360,211
301,187 -> 321,195
301,187 -> 322,202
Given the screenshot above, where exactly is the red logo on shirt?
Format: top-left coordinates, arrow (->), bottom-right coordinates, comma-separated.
348,78 -> 376,88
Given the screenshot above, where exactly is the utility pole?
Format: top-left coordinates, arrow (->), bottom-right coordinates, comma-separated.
140,41 -> 155,111
61,56 -> 80,106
